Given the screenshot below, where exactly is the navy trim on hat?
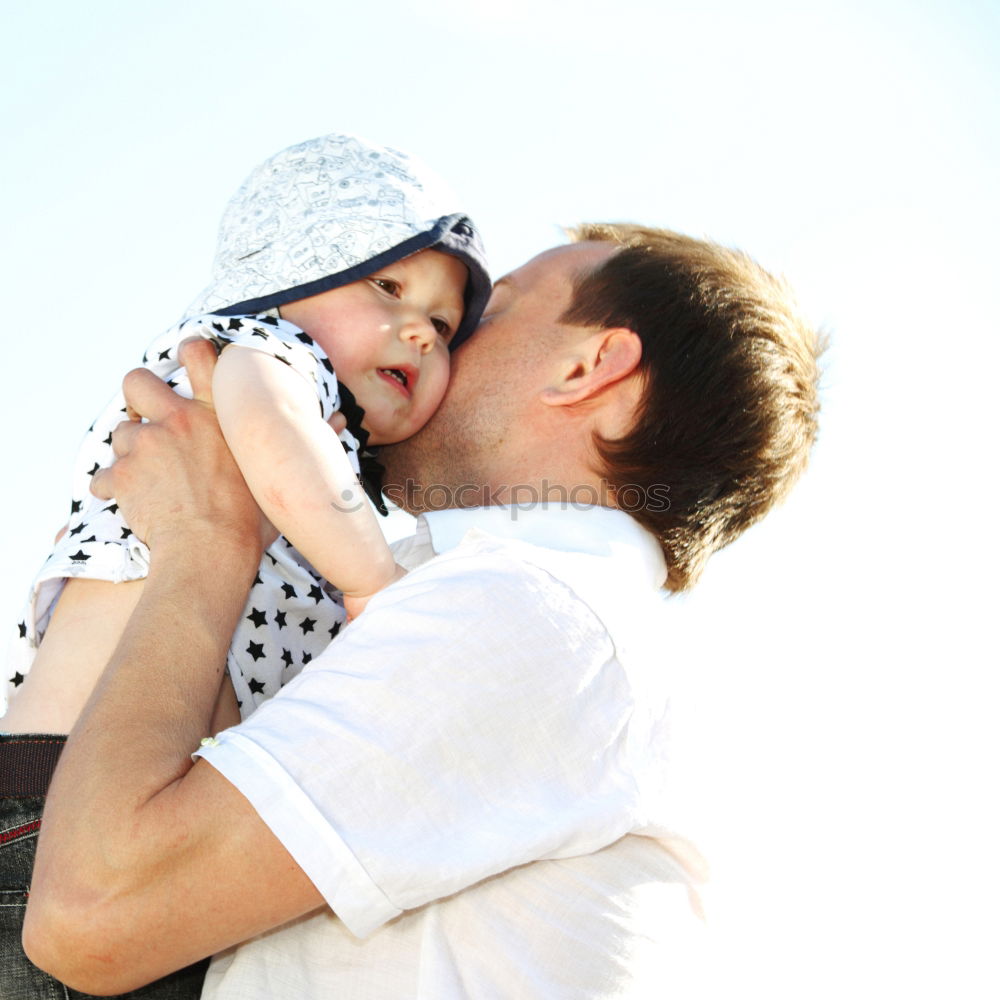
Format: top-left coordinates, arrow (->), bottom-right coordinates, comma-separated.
217,214 -> 490,350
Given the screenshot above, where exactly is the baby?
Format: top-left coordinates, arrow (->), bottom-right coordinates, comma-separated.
1,132 -> 489,730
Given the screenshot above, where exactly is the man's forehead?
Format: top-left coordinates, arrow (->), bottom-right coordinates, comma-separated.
498,240 -> 615,292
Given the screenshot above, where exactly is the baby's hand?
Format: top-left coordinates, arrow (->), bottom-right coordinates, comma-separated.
342,563 -> 407,623
327,410 -> 348,434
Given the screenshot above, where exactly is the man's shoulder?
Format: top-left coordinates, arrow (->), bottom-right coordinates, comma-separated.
382,505 -> 667,658
376,532 -> 604,626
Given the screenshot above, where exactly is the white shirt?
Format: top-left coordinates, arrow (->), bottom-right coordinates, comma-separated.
196,506 -> 706,999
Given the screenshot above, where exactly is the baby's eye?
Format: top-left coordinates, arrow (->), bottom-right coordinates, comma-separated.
432,317 -> 454,340
371,276 -> 401,296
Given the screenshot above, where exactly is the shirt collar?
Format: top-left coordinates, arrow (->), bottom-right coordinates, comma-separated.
417,505 -> 667,591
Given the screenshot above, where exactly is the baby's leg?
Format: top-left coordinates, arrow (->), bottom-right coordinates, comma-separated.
2,579 -> 144,733
3,577 -> 239,736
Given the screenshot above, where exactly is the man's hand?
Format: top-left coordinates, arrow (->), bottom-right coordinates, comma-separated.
91,338 -> 273,560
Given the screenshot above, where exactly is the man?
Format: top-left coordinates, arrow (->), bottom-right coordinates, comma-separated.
24,226 -> 822,997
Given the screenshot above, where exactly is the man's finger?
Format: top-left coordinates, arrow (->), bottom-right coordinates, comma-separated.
109,418 -> 141,458
177,338 -> 220,405
91,464 -> 114,501
121,368 -> 184,422
90,419 -> 140,500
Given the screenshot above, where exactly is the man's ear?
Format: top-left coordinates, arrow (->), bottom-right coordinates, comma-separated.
541,328 -> 642,407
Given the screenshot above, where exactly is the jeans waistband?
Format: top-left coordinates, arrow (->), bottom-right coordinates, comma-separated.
0,734 -> 67,797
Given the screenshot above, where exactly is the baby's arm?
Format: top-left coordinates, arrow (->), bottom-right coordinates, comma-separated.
212,345 -> 403,617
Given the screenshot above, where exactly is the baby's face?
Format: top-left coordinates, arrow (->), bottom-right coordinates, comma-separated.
280,250 -> 467,445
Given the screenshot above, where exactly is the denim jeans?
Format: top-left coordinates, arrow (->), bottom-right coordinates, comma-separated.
0,736 -> 208,999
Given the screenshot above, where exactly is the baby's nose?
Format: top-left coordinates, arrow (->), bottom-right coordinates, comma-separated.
401,315 -> 436,351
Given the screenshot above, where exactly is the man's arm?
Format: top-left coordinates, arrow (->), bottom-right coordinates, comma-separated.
24,344 -> 647,993
24,341 -> 324,994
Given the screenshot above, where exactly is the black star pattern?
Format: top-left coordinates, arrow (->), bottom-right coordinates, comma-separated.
12,672 -> 25,686
18,621 -> 26,639
275,354 -> 291,367
33,310 -> 364,721
166,379 -> 178,389
246,607 -> 267,628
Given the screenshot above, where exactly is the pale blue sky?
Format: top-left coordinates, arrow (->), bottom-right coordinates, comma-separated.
1,1 -> 997,996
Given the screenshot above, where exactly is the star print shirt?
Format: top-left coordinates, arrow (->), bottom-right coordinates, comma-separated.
6,313 -> 367,717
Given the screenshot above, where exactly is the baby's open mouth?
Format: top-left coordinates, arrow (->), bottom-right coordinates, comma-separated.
379,368 -> 409,388
377,367 -> 418,398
